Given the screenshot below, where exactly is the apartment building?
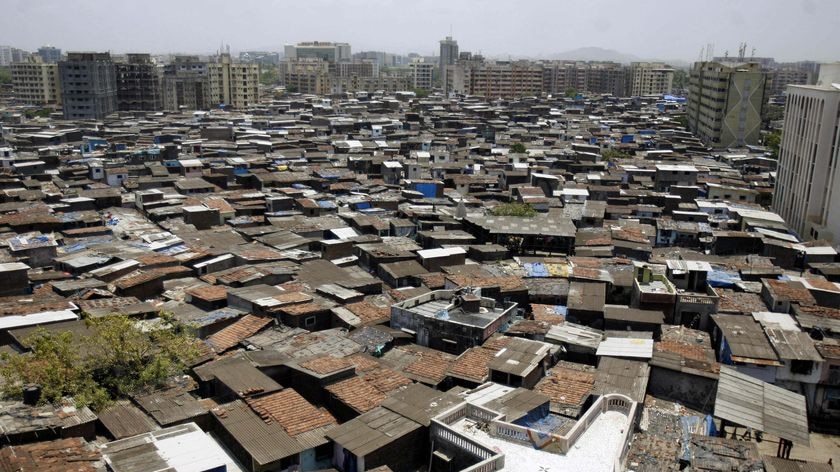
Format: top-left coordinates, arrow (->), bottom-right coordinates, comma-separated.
115,53 -> 162,111
768,68 -> 813,96
630,62 -> 675,96
59,52 -> 118,119
686,61 -> 767,148
162,56 -> 212,111
542,61 -> 631,96
280,59 -> 331,95
11,58 -> 62,106
773,64 -> 840,243
448,60 -> 544,98
408,59 -> 434,90
209,53 -> 260,109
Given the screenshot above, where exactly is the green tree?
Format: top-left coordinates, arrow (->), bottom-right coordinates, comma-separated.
490,202 -> 537,217
413,88 -> 430,98
0,329 -> 109,410
285,85 -> 298,94
0,313 -> 201,410
510,142 -> 527,154
602,148 -> 631,161
564,87 -> 577,99
260,67 -> 279,85
765,131 -> 782,159
672,69 -> 689,91
763,104 -> 784,126
0,68 -> 11,85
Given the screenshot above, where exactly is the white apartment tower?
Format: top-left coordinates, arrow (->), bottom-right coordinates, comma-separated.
630,62 -> 675,96
773,63 -> 840,244
409,59 -> 434,90
439,36 -> 459,93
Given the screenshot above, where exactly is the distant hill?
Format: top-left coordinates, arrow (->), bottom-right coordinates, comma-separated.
547,47 -> 690,68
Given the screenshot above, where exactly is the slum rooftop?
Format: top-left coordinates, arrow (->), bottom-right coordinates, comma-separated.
0,88 -> 836,472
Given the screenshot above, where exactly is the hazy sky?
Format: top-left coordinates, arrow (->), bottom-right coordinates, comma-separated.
2,0 -> 838,62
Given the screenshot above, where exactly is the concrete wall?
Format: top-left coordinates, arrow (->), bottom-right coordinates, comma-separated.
648,366 -> 717,414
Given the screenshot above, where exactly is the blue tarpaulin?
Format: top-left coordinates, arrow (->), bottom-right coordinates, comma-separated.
524,262 -> 549,278
708,270 -> 740,288
705,414 -> 718,436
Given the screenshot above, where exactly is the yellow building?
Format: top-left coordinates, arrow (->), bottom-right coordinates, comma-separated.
11,58 -> 62,106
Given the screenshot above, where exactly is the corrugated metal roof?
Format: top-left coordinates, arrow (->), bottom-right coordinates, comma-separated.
326,406 -> 421,457
714,366 -> 810,446
596,337 -> 654,359
212,400 -> 305,465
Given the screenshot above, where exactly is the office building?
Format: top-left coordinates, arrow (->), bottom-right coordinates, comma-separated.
37,46 -> 62,64
773,64 -> 840,243
162,56 -> 212,110
11,58 -> 61,106
209,53 -> 260,109
284,42 -> 351,63
439,36 -> 459,93
408,59 -> 434,90
59,52 -> 118,119
238,51 -> 280,65
686,61 -> 767,148
630,62 -> 675,96
115,54 -> 162,111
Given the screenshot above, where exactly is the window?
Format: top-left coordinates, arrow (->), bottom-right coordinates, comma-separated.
304,316 -> 317,328
790,360 -> 814,375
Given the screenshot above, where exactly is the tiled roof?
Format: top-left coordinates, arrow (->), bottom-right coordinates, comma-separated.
299,355 -> 354,375
404,350 -> 454,384
346,353 -> 381,372
187,285 -> 227,301
207,315 -> 273,352
344,301 -> 390,325
535,363 -> 596,408
361,367 -> 412,393
247,389 -> 337,436
325,376 -> 388,413
448,347 -> 497,382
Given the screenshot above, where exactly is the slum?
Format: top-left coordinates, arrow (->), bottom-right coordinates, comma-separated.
0,91 -> 837,472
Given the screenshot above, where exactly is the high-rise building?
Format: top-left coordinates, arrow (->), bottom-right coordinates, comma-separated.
686,61 -> 767,148
409,59 -> 434,90
284,42 -> 351,63
209,53 -> 260,109
0,46 -> 28,66
630,62 -> 675,96
162,56 -> 212,111
115,54 -> 162,111
11,58 -> 62,106
59,52 -> 118,119
773,64 -> 840,243
37,46 -> 62,64
439,36 -> 459,93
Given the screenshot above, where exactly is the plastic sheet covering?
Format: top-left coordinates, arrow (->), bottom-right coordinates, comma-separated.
707,270 -> 740,288
680,414 -> 703,461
